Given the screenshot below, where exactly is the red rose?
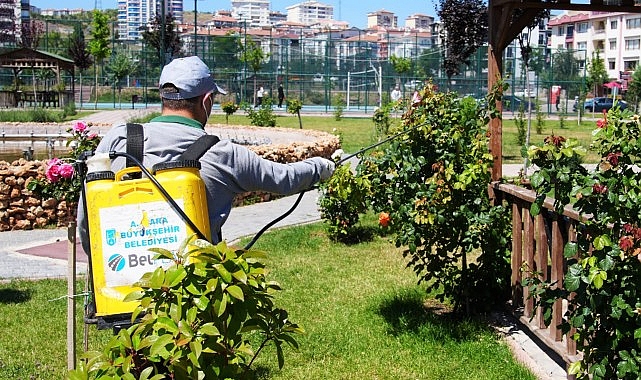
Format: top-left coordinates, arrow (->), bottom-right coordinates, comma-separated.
379,212 -> 390,227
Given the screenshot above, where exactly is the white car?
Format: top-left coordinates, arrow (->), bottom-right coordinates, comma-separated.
312,73 -> 324,82
404,80 -> 422,90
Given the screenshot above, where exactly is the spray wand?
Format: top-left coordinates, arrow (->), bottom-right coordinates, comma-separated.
243,121 -> 427,250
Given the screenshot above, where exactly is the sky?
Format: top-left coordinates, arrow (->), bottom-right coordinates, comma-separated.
30,0 -> 437,29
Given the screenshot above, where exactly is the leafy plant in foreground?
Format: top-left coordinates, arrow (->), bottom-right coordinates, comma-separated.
69,237 -> 302,379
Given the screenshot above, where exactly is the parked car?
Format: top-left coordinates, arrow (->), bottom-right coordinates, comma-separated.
312,73 -> 324,82
404,80 -> 423,90
573,97 -> 627,112
502,95 -> 536,112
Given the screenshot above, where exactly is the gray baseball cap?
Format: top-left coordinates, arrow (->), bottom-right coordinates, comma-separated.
159,56 -> 227,99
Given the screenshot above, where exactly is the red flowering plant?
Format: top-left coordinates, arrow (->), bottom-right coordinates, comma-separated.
27,121 -> 101,205
526,106 -> 641,379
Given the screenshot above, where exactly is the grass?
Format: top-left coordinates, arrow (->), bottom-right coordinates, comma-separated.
211,111 -> 603,164
209,113 -> 382,154
0,217 -> 536,379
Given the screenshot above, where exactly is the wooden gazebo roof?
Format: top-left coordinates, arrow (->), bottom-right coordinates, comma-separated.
0,48 -> 74,73
488,0 -> 641,181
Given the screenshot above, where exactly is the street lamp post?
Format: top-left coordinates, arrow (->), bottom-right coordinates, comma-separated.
194,0 -> 198,56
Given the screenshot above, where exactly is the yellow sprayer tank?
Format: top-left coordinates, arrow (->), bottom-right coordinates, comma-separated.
85,160 -> 210,318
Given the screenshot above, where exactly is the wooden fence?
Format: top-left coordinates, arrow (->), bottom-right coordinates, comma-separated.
492,182 -> 584,380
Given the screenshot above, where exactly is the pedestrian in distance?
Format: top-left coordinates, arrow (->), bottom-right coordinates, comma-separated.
256,86 -> 264,107
390,85 -> 401,103
77,56 -> 335,250
277,83 -> 285,108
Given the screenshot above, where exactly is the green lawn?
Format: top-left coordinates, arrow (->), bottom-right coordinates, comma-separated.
0,219 -> 535,379
210,112 -> 603,164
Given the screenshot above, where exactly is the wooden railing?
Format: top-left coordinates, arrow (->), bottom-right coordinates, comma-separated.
491,182 -> 583,379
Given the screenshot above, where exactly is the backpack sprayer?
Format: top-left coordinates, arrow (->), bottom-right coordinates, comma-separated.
81,129 -> 217,323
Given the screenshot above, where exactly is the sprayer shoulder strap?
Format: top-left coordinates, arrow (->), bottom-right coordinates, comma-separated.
126,123 -> 144,179
179,134 -> 220,161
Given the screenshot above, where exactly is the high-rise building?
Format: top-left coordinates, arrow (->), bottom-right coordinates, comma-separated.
117,0 -> 183,40
0,0 -> 28,45
367,9 -> 397,29
286,1 -> 333,25
231,0 -> 270,28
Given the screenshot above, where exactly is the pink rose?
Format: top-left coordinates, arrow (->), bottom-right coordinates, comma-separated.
87,133 -> 98,139
58,163 -> 74,179
596,119 -> 606,128
73,121 -> 87,133
45,160 -> 61,182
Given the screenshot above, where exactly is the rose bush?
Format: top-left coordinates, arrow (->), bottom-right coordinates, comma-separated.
527,106 -> 641,379
27,121 -> 101,204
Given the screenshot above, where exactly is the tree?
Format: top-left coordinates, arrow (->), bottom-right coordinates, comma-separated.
417,47 -> 443,80
67,24 -> 93,109
140,13 -> 183,67
18,20 -> 44,49
105,51 -> 138,109
626,66 -> 641,111
541,49 -> 583,97
88,10 -> 111,110
437,0 -> 487,85
389,55 -> 412,92
586,50 -> 609,98
240,37 -> 268,106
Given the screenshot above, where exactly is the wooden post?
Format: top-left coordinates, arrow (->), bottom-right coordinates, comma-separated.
67,221 -> 77,370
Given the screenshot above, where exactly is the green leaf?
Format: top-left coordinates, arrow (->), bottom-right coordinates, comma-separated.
149,267 -> 165,289
530,171 -> 544,188
165,265 -> 187,288
150,334 -> 173,358
214,264 -> 233,283
593,234 -> 612,251
155,316 -> 178,334
199,323 -> 220,336
530,202 -> 541,217
123,290 -> 145,302
226,285 -> 244,301
564,242 -> 578,258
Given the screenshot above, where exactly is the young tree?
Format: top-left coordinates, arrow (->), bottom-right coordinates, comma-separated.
626,66 -> 641,112
586,50 -> 609,98
239,37 -> 268,106
140,13 -> 183,67
88,10 -> 111,110
67,24 -> 93,109
389,55 -> 412,93
105,51 -> 138,109
437,0 -> 487,86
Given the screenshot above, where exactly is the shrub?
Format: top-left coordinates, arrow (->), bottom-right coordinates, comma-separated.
286,98 -> 303,129
69,237 -> 302,379
333,94 -> 345,121
526,108 -> 641,379
221,101 -> 239,124
360,84 -> 512,314
372,104 -> 392,139
243,97 -> 276,127
318,163 -> 371,242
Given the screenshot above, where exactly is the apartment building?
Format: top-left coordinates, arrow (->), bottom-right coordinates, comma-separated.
367,10 -> 397,29
404,13 -> 434,30
286,1 -> 333,25
231,0 -> 270,28
0,0 -> 28,45
548,11 -> 641,81
117,0 -> 183,40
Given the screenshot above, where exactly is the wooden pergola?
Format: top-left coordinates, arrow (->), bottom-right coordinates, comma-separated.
489,0 -> 641,181
0,47 -> 75,87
